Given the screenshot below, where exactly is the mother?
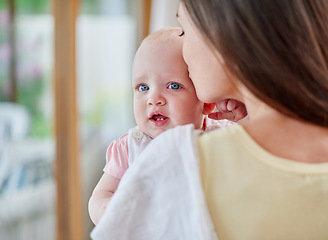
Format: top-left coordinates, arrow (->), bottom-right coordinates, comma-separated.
92,0 -> 328,239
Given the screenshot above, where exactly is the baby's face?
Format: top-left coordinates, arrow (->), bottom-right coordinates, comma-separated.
132,36 -> 205,138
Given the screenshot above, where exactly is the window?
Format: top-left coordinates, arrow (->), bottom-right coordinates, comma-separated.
0,1 -> 55,239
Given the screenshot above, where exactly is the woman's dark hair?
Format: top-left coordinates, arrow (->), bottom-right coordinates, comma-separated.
182,0 -> 328,126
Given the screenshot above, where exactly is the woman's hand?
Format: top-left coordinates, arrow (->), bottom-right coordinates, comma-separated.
208,99 -> 248,122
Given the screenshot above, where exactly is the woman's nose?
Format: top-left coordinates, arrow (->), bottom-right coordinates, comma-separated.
147,95 -> 166,106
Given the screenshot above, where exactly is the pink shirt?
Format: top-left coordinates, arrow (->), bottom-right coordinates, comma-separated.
103,133 -> 129,179
103,127 -> 152,179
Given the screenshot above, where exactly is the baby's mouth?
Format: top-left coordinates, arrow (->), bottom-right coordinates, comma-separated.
150,114 -> 168,121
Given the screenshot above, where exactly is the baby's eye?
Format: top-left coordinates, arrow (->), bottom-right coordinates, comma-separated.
138,84 -> 149,91
179,30 -> 185,37
168,82 -> 182,90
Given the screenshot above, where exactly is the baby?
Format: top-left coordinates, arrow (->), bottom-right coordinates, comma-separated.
88,27 -> 233,225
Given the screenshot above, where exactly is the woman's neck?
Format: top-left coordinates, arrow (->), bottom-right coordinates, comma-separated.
241,93 -> 328,164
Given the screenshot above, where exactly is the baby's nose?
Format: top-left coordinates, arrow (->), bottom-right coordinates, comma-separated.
147,96 -> 166,106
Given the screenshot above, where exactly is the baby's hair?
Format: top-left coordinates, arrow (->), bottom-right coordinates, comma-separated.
141,26 -> 183,48
132,26 -> 185,71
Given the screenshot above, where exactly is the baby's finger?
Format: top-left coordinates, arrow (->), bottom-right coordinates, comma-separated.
227,99 -> 238,111
233,103 -> 248,121
208,111 -> 235,121
216,99 -> 230,112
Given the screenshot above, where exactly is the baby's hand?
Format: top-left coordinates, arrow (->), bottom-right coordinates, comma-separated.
208,99 -> 247,122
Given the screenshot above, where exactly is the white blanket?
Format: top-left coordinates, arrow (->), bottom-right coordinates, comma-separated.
91,124 -> 218,240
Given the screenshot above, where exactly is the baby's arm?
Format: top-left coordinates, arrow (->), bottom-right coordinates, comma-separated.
89,133 -> 129,225
88,173 -> 120,225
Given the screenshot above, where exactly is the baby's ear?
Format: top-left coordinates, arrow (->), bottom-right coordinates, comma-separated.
202,103 -> 216,115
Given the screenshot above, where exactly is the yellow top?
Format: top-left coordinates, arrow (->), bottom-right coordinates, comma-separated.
198,124 -> 328,240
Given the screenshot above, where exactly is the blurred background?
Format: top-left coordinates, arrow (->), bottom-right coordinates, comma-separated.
0,0 -> 179,239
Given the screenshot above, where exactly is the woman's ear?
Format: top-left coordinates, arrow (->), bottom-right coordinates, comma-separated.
202,103 -> 216,115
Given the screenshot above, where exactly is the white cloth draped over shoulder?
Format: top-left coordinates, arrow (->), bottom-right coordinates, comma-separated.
91,124 -> 218,240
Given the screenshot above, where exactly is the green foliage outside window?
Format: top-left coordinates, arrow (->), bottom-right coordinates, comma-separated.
0,1 -> 51,137
0,0 -> 48,14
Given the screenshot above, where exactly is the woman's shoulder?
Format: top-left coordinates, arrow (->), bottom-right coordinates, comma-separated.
200,123 -> 244,142
198,124 -> 252,159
